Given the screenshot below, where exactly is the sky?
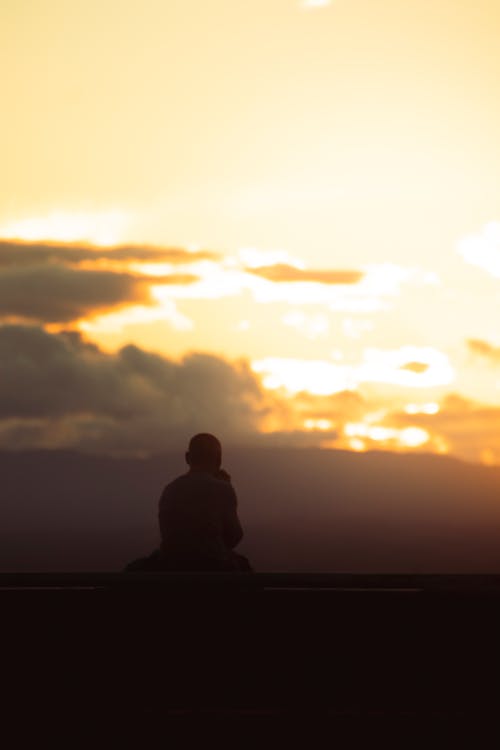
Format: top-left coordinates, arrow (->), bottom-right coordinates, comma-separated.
1,0 -> 500,463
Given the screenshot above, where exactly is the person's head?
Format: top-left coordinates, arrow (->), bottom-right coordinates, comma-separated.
186,433 -> 222,473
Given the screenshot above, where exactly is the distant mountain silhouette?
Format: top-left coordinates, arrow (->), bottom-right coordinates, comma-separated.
1,447 -> 500,572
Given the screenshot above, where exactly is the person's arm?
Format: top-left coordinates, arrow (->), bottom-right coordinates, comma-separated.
222,484 -> 244,549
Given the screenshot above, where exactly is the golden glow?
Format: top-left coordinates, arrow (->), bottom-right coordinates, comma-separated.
252,348 -> 453,397
358,348 -> 454,388
342,318 -> 374,339
3,1 -> 500,464
480,449 -> 497,466
348,438 -> 366,452
404,402 -> 440,415
252,358 -> 353,396
237,248 -> 305,270
458,222 -> 500,278
344,422 -> 430,448
125,257 -> 421,313
300,0 -> 332,8
400,427 -> 431,448
304,418 -> 333,431
0,211 -> 130,246
79,300 -> 193,334
150,263 -> 246,300
345,423 -> 393,441
244,263 -> 429,310
128,262 -> 178,277
235,320 -> 251,331
434,437 -> 450,455
282,311 -> 330,339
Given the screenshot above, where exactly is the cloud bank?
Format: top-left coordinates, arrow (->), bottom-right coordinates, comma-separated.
247,264 -> 364,285
0,325 -> 272,454
0,239 -> 205,324
0,240 -> 218,267
0,265 -> 154,323
467,339 -> 500,363
384,393 -> 500,464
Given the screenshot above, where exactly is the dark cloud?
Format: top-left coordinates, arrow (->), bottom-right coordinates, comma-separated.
399,362 -> 429,374
246,264 -> 364,285
0,240 -> 219,267
0,238 -> 205,324
467,339 -> 500,363
0,325 -> 273,454
0,265 -> 153,323
0,263 -> 198,323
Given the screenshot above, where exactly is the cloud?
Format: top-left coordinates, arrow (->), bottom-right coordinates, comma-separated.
399,362 -> 430,374
0,243 -> 200,323
281,310 -> 330,339
0,210 -> 131,246
0,239 -> 218,267
0,265 -> 155,323
232,262 -> 437,312
385,394 -> 500,464
299,0 -> 332,9
291,389 -> 367,432
247,264 -> 364,285
467,339 -> 500,363
457,222 -> 500,278
1,325 -> 496,465
252,347 -> 454,396
0,325 -> 273,454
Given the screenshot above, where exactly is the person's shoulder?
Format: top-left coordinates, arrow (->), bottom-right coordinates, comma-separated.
189,471 -> 236,498
187,471 -> 226,486
161,472 -> 190,494
194,473 -> 233,496
171,471 -> 191,483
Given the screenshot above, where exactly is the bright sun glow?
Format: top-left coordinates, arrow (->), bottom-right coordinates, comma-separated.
114,256 -> 438,318
78,299 -> 193,334
282,310 -> 330,339
344,423 -> 430,448
457,222 -> 500,278
3,0 -> 500,466
358,347 -> 454,388
0,211 -> 131,246
299,0 -> 332,9
237,248 -> 306,270
304,418 -> 333,431
252,358 -> 354,395
404,402 -> 440,415
252,348 -> 454,396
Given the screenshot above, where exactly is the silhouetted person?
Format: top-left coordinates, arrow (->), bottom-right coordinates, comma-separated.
156,433 -> 252,572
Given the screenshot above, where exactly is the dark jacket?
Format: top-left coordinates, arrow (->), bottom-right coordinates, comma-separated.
158,470 -> 244,568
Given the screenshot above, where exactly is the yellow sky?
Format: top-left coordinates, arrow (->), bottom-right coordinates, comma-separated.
2,0 -> 500,463
3,0 -> 500,257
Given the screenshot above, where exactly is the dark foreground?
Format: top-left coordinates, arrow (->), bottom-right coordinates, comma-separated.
2,573 -> 500,743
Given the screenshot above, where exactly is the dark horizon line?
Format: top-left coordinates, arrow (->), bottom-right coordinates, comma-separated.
0,443 -> 490,469
3,571 -> 500,592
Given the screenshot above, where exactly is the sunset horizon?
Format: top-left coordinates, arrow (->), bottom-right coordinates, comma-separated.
2,0 -> 500,465
4,5 -> 500,731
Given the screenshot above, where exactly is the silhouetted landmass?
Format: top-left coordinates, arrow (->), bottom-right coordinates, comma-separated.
3,447 -> 500,735
1,446 -> 500,572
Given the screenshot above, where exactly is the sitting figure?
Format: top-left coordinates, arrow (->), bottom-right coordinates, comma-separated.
125,433 -> 252,572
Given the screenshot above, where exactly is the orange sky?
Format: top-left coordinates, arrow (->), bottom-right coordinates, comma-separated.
1,0 -> 500,462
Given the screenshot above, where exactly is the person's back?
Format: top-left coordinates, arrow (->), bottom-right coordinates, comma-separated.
158,433 -> 249,571
159,470 -> 242,568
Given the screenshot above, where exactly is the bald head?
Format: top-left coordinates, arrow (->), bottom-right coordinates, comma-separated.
186,433 -> 222,472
